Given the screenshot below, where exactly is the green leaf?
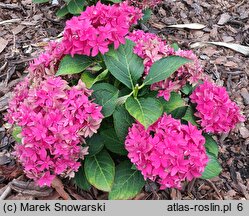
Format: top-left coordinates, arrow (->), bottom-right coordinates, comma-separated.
56,55 -> 94,76
125,96 -> 163,129
119,87 -> 131,97
170,106 -> 188,119
103,39 -> 144,89
56,5 -> 69,17
182,106 -> 198,126
131,164 -> 137,170
12,126 -> 22,143
138,86 -> 150,97
92,83 -> 119,117
81,71 -> 95,88
109,161 -> 145,200
113,106 -> 134,142
32,0 -> 49,3
107,0 -> 122,2
204,134 -> 219,158
181,83 -> 194,95
171,43 -> 180,51
67,0 -> 85,14
143,56 -> 191,85
201,152 -> 222,179
84,150 -> 115,192
140,8 -> 152,23
159,92 -> 185,114
86,134 -> 104,157
74,164 -> 91,191
81,69 -> 109,88
101,129 -> 127,155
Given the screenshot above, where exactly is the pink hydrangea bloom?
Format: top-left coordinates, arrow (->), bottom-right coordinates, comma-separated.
127,30 -> 174,76
190,81 -> 245,133
28,41 -> 66,77
62,1 -> 142,57
128,30 -> 206,101
5,78 -> 30,125
125,114 -> 208,189
152,49 -> 205,100
5,76 -> 103,186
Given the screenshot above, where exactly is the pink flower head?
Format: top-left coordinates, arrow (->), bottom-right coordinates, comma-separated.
28,41 -> 66,77
151,49 -> 205,101
5,77 -> 30,125
125,113 -> 208,189
127,30 -> 174,76
190,81 -> 245,133
62,1 -> 142,57
5,76 -> 103,187
128,30 -> 206,101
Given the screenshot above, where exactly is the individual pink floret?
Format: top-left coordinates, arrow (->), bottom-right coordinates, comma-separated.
190,81 -> 245,133
5,76 -> 103,187
125,113 -> 208,189
62,1 -> 142,57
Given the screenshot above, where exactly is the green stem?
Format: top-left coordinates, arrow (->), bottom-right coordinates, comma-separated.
97,53 -> 107,70
97,53 -> 104,63
138,83 -> 145,90
116,92 -> 133,105
114,79 -> 120,88
133,84 -> 139,98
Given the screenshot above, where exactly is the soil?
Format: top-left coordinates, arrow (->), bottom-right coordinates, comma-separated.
0,0 -> 248,200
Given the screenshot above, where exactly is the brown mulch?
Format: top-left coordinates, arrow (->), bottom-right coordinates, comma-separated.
0,0 -> 248,200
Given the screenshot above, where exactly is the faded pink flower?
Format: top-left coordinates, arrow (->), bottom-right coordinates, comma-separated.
190,81 -> 245,133
28,41 -> 66,77
5,76 -> 103,186
37,172 -> 55,186
5,77 -> 29,125
152,49 -> 205,100
62,1 -> 142,57
127,30 -> 174,76
128,30 -> 206,101
125,113 -> 208,189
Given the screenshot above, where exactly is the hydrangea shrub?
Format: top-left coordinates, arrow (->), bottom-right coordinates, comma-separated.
6,77 -> 103,186
6,1 -> 244,199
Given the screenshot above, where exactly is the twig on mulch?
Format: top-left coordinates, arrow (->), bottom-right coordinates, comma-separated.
0,184 -> 11,200
5,66 -> 16,85
10,57 -> 35,65
0,92 -> 11,111
0,77 -> 24,95
187,178 -> 196,194
10,179 -> 53,198
66,187 -> 85,200
206,179 -> 223,200
0,19 -> 21,25
51,177 -> 71,200
0,62 -> 7,73
0,3 -> 22,11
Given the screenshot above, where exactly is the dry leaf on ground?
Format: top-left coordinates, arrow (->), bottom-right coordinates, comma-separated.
190,42 -> 249,56
0,38 -> 8,54
167,23 -> 206,30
